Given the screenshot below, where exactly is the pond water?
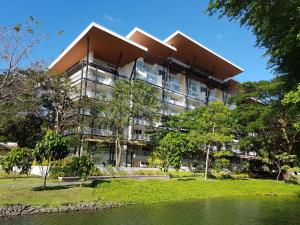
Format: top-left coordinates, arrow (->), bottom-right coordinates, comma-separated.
2,198 -> 300,225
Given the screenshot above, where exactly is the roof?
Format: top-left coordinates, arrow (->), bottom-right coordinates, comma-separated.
164,31 -> 244,80
49,22 -> 148,73
126,27 -> 176,59
49,23 -> 244,80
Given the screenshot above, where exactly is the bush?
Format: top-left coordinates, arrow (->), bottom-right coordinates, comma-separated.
210,169 -> 232,179
231,173 -> 250,180
131,170 -> 165,176
168,170 -> 203,178
49,156 -> 95,180
285,176 -> 299,185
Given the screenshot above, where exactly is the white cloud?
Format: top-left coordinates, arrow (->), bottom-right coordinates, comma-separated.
103,14 -> 119,23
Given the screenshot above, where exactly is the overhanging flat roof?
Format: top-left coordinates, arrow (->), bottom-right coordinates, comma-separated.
49,22 -> 148,73
164,31 -> 244,80
126,27 -> 176,59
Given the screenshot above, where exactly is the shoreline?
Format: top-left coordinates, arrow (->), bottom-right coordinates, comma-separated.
0,202 -> 125,217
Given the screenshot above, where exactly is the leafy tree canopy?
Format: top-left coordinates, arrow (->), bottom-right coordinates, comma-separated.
207,0 -> 300,90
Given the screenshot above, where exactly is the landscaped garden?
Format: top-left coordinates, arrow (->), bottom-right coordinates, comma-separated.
0,175 -> 299,207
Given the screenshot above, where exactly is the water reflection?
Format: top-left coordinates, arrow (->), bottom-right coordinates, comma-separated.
2,198 -> 300,225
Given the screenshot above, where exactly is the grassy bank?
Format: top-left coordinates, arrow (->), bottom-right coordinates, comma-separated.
0,177 -> 299,207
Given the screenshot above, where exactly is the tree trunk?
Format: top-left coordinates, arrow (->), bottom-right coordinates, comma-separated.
277,169 -> 281,181
12,177 -> 16,189
204,145 -> 210,180
115,137 -> 120,167
43,161 -> 51,187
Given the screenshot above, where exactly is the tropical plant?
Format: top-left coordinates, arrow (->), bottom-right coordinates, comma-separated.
34,130 -> 69,187
100,79 -> 161,167
0,147 -> 33,188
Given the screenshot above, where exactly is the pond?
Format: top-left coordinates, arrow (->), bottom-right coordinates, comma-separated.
2,198 -> 300,225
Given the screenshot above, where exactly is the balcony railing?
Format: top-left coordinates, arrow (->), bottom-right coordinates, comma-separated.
87,72 -> 114,86
165,82 -> 181,92
132,134 -> 151,141
133,117 -> 149,126
82,127 -> 113,136
136,69 -> 158,85
164,98 -> 186,107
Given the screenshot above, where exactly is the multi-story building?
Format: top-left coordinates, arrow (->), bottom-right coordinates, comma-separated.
49,22 -> 243,167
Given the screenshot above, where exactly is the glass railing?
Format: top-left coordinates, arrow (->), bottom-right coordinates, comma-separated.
164,98 -> 186,107
132,134 -> 150,141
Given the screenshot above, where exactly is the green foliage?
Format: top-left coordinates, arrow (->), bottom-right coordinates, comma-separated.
65,156 -> 94,181
207,1 -> 300,89
156,132 -> 188,171
34,130 -> 69,164
101,79 -> 161,166
0,147 -> 33,175
213,150 -> 233,172
34,130 -> 69,187
0,147 -> 33,188
147,152 -> 164,168
154,101 -> 235,178
230,79 -> 300,178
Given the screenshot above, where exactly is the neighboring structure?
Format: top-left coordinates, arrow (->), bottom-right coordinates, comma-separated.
49,22 -> 243,167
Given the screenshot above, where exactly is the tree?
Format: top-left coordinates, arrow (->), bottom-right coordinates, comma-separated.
188,102 -> 235,180
0,17 -> 45,102
282,84 -> 300,130
153,102 -> 235,179
39,72 -> 77,133
34,130 -> 69,187
66,156 -> 94,186
207,1 -> 300,90
213,150 -> 233,172
155,132 -> 188,171
101,79 -> 161,167
0,147 -> 33,188
0,114 -> 45,148
262,152 -> 297,181
230,79 -> 300,178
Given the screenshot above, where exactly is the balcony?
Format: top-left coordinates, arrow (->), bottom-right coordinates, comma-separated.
81,127 -> 113,136
133,117 -> 149,126
165,82 -> 181,93
164,97 -> 186,107
132,134 -> 151,141
87,71 -> 114,86
136,69 -> 158,85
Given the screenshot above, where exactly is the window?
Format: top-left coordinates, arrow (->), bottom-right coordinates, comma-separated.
134,129 -> 142,135
147,74 -> 157,84
136,61 -> 144,71
188,82 -> 198,97
95,75 -> 105,83
200,86 -> 207,93
159,70 -> 166,76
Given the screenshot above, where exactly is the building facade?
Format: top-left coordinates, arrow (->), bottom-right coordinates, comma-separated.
49,22 -> 243,167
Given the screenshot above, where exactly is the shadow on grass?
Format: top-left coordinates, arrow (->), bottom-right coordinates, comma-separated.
176,178 -> 196,181
32,184 -> 79,191
0,175 -> 41,180
87,179 -> 111,188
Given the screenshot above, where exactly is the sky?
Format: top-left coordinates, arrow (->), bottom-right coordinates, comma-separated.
0,0 -> 274,82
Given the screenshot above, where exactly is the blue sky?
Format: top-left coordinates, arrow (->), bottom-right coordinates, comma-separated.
0,0 -> 273,82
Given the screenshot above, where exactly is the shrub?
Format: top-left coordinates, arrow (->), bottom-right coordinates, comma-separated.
210,169 -> 232,179
132,170 -> 165,176
168,170 -> 203,178
231,173 -> 250,180
285,176 -> 299,185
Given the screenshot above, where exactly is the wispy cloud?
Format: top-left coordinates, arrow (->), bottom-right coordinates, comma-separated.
103,14 -> 119,23
216,33 -> 223,40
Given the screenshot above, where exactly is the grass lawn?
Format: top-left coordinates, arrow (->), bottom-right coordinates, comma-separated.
0,177 -> 299,207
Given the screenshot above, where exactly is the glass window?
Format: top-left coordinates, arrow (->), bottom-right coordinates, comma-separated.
136,61 -> 144,71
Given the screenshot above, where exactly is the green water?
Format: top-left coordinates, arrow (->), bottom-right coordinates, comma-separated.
2,198 -> 300,225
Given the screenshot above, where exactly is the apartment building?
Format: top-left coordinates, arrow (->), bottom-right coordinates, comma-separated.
49,22 -> 243,167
